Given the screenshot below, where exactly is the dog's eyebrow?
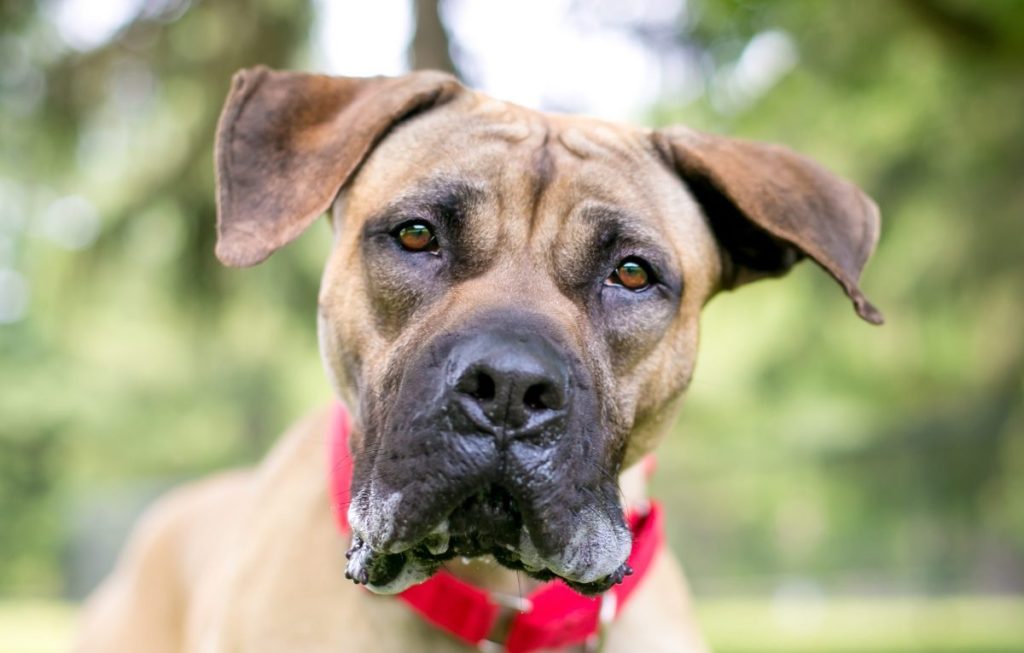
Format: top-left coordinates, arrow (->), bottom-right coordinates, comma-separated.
369,178 -> 482,231
573,204 -> 682,292
581,205 -> 663,257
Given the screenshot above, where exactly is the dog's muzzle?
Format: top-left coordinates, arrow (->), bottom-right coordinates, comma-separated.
345,314 -> 631,595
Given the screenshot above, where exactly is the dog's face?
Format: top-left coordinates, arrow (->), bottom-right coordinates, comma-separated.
214,68 -> 882,594
318,101 -> 722,594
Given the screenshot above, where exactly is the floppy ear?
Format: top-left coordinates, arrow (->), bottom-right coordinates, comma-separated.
214,66 -> 461,267
654,126 -> 883,324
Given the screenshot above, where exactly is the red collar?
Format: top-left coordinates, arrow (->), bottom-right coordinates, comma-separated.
328,404 -> 664,652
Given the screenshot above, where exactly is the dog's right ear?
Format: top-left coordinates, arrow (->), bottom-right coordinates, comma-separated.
214,66 -> 461,267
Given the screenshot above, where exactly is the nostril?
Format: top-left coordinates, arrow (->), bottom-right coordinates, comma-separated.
523,382 -> 560,411
460,370 -> 496,402
474,372 -> 496,401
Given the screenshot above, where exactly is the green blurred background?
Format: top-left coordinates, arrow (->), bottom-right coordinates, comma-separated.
1,0 -> 1022,651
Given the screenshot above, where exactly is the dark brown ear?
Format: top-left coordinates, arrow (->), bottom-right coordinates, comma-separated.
214,66 -> 461,267
654,126 -> 883,324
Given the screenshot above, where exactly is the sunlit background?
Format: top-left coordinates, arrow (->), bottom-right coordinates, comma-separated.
1,1 -> 1023,651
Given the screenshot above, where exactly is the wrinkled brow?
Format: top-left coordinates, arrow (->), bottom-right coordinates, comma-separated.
364,177 -> 484,233
578,205 -> 671,263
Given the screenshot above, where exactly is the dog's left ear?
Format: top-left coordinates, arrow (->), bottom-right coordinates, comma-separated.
654,126 -> 883,324
214,66 -> 461,267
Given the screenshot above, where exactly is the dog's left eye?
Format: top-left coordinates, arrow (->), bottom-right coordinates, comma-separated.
605,257 -> 653,291
393,222 -> 438,253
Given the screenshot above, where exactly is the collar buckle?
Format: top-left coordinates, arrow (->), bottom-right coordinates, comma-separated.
479,591 -> 534,652
489,591 -> 534,613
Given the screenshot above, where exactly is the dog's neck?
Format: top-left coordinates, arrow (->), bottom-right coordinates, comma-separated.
439,462 -> 651,595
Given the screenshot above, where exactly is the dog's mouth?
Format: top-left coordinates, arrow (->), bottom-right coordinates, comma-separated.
344,485 -> 632,596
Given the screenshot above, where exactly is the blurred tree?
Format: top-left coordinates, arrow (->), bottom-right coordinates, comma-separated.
410,0 -> 460,76
0,0 -> 320,595
645,0 -> 1024,594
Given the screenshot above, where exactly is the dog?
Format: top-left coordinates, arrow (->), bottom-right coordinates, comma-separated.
75,67 -> 882,652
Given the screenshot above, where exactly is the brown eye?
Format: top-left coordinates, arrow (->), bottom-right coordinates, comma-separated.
607,258 -> 652,291
395,222 -> 437,252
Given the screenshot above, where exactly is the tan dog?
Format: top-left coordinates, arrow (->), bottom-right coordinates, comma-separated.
76,67 -> 881,652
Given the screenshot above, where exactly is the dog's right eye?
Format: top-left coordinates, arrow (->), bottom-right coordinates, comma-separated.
393,222 -> 438,253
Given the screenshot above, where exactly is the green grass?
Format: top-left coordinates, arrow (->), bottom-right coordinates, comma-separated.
697,597 -> 1024,653
0,601 -> 76,653
1,597 -> 1022,652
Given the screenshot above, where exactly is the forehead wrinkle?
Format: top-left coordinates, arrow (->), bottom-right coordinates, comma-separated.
528,130 -> 555,236
554,124 -> 653,163
374,118 -> 518,190
474,120 -> 533,143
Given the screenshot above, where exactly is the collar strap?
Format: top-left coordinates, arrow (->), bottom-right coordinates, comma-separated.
328,404 -> 664,653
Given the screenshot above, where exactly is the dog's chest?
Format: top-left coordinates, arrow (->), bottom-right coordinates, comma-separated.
181,419 -> 702,653
185,497 -> 700,653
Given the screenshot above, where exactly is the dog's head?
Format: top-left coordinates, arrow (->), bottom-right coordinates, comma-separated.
214,68 -> 882,594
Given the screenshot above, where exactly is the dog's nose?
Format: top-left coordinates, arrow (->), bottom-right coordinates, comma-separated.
451,332 -> 570,431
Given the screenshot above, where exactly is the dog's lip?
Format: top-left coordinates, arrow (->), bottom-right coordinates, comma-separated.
395,484 -> 524,559
350,499 -> 632,595
346,532 -> 633,596
352,484 -> 523,557
346,472 -> 633,594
